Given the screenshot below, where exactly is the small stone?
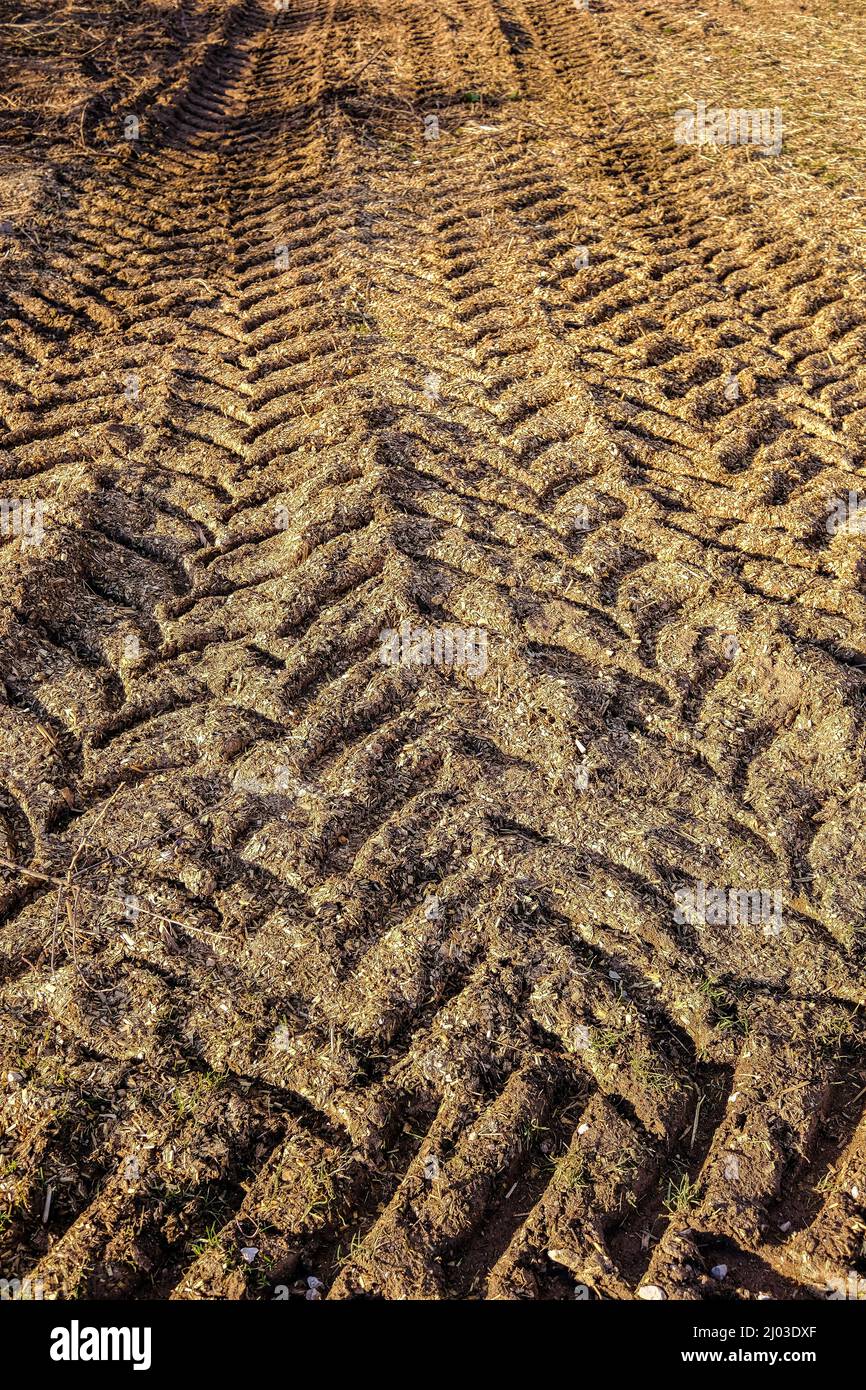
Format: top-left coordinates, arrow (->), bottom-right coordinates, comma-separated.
241,1247 -> 259,1263
638,1284 -> 666,1300
710,1264 -> 728,1280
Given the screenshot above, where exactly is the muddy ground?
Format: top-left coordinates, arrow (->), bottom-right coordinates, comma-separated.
1,0 -> 865,1301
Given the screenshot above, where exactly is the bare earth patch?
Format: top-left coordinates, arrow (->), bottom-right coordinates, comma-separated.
1,0 -> 865,1302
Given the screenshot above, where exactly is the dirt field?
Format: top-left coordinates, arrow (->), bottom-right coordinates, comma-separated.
1,0 -> 866,1302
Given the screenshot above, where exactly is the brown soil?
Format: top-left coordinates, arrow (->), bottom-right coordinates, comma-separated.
1,0 -> 866,1302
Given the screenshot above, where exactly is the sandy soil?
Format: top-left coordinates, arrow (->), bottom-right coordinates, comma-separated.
1,0 -> 866,1301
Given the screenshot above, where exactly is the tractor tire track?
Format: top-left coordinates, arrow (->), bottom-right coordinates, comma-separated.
1,0 -> 865,1301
